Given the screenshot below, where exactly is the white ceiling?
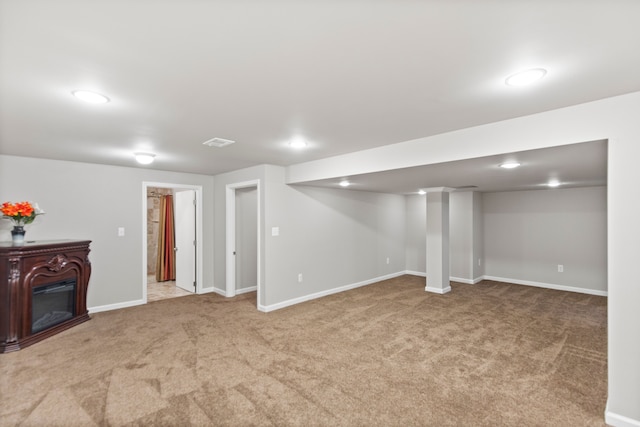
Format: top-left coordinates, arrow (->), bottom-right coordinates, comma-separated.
1,1 -> 637,192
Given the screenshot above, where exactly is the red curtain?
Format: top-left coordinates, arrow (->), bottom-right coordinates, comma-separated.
156,194 -> 176,282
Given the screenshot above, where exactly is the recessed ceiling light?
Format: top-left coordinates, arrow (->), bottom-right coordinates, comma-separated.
505,68 -> 547,87
135,152 -> 155,165
289,137 -> 308,149
339,180 -> 350,187
418,190 -> 426,195
72,90 -> 110,104
548,179 -> 561,188
499,162 -> 521,169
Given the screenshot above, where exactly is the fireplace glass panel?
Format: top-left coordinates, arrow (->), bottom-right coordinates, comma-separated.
31,279 -> 76,334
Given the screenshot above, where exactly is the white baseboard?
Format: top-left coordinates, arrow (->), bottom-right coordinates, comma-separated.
450,276 -> 484,284
89,272 -> 605,314
404,271 -> 603,295
205,286 -> 256,297
91,286 -> 253,311
605,401 -> 640,427
208,287 -> 226,296
259,271 -> 406,312
482,275 -> 608,296
88,298 -> 145,314
405,270 -> 426,277
199,287 -> 222,295
236,286 -> 257,295
425,286 -> 452,294
405,271 -> 481,284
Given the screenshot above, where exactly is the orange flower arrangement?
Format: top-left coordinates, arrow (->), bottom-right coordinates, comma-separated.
1,201 -> 45,226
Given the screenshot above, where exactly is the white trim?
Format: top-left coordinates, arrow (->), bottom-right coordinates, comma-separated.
482,275 -> 608,296
404,271 -> 482,284
405,270 -> 426,277
225,180 -> 261,308
405,271 -> 606,294
142,182 -> 205,303
89,299 -> 145,314
449,276 -> 479,285
199,287 -> 220,295
210,287 -> 227,296
259,271 -> 405,312
236,286 -> 257,295
605,402 -> 640,427
425,286 -> 452,294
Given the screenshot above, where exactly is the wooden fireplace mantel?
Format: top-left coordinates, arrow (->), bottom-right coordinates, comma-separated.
0,240 -> 92,353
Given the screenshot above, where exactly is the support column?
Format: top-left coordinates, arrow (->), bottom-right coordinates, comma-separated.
425,188 -> 452,294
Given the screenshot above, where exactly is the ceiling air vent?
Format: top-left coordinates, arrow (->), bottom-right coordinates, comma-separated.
202,137 -> 236,148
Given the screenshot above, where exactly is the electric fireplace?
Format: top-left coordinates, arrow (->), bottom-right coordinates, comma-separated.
0,240 -> 91,353
31,278 -> 76,334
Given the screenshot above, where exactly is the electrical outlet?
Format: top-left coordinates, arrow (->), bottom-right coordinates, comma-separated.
298,273 -> 303,283
478,259 -> 481,266
558,264 -> 564,273
118,227 -> 125,237
386,257 -> 390,264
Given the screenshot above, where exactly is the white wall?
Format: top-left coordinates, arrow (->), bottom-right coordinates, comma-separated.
483,186 -> 607,293
0,155 -> 215,310
263,165 -> 406,309
406,187 -> 606,292
405,194 -> 426,273
450,191 -> 484,282
450,192 -> 471,280
212,164 -> 407,311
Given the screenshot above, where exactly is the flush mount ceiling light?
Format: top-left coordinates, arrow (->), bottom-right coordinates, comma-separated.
71,90 -> 110,104
418,190 -> 426,195
499,162 -> 521,169
202,137 -> 235,148
505,68 -> 547,87
134,152 -> 155,165
289,137 -> 308,149
547,179 -> 561,188
339,180 -> 351,187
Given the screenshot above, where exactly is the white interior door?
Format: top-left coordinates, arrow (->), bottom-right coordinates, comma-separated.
175,190 -> 196,293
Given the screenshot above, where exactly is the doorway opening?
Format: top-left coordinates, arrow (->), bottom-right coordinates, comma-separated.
142,182 -> 203,303
226,180 -> 261,309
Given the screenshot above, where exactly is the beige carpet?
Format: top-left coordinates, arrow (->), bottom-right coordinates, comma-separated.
0,275 -> 607,426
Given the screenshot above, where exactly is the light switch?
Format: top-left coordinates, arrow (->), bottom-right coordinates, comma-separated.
271,227 -> 279,237
118,227 -> 125,237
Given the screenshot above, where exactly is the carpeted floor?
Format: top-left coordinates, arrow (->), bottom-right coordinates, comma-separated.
0,275 -> 607,426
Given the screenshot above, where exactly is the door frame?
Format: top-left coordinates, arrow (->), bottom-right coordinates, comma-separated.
225,180 -> 261,308
142,181 -> 204,303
